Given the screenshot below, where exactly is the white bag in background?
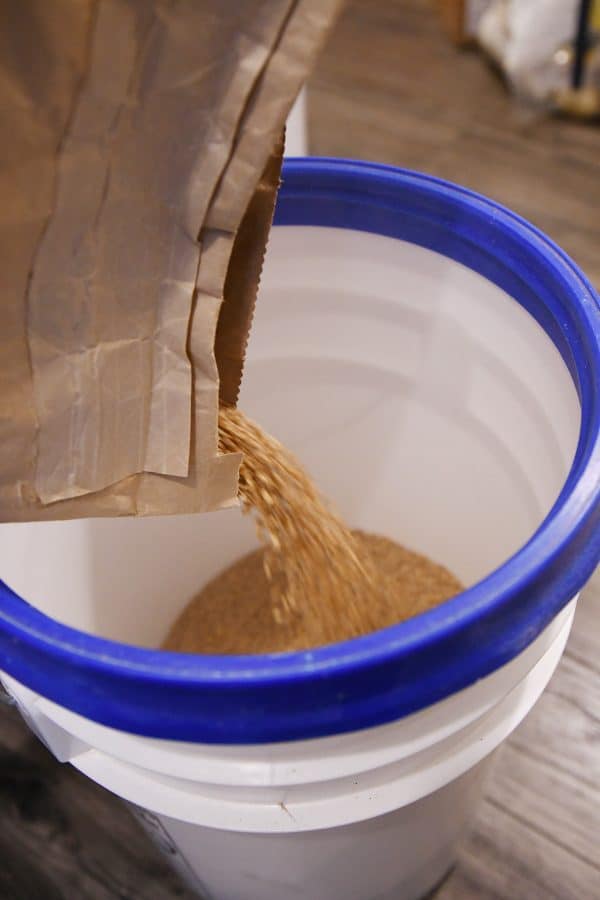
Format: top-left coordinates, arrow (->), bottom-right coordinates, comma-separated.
465,1 -> 495,39
477,0 -> 579,101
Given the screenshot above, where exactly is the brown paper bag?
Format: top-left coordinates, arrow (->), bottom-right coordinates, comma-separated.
0,0 -> 342,522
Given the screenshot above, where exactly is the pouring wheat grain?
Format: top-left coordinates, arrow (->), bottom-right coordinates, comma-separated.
217,406 -> 381,642
164,408 -> 463,654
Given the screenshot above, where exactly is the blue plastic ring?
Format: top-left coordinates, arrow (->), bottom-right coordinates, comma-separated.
1,159 -> 599,743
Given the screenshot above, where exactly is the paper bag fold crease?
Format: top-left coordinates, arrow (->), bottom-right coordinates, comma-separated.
0,0 -> 343,522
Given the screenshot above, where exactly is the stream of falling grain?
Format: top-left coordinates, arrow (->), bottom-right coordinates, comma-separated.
218,406 -> 381,643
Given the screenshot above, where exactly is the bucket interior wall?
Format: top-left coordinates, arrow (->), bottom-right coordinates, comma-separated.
0,227 -> 581,647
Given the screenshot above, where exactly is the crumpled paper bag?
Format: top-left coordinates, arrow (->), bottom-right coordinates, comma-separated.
0,0 -> 342,521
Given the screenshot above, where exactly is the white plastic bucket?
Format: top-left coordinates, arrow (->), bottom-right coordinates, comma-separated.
285,88 -> 308,156
1,160 -> 599,900
0,598 -> 576,900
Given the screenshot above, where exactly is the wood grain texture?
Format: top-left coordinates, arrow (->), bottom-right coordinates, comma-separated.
0,699 -> 196,900
309,0 -> 600,288
1,1 -> 599,897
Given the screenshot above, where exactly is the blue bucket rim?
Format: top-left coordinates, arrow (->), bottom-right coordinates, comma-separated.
1,158 -> 599,744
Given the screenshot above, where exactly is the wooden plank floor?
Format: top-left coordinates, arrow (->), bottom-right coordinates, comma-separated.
309,0 -> 600,288
1,1 -> 599,897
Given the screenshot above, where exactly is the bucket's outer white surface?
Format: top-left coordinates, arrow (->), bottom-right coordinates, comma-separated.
0,597 -> 576,833
131,758 -> 493,900
1,597 -> 575,900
